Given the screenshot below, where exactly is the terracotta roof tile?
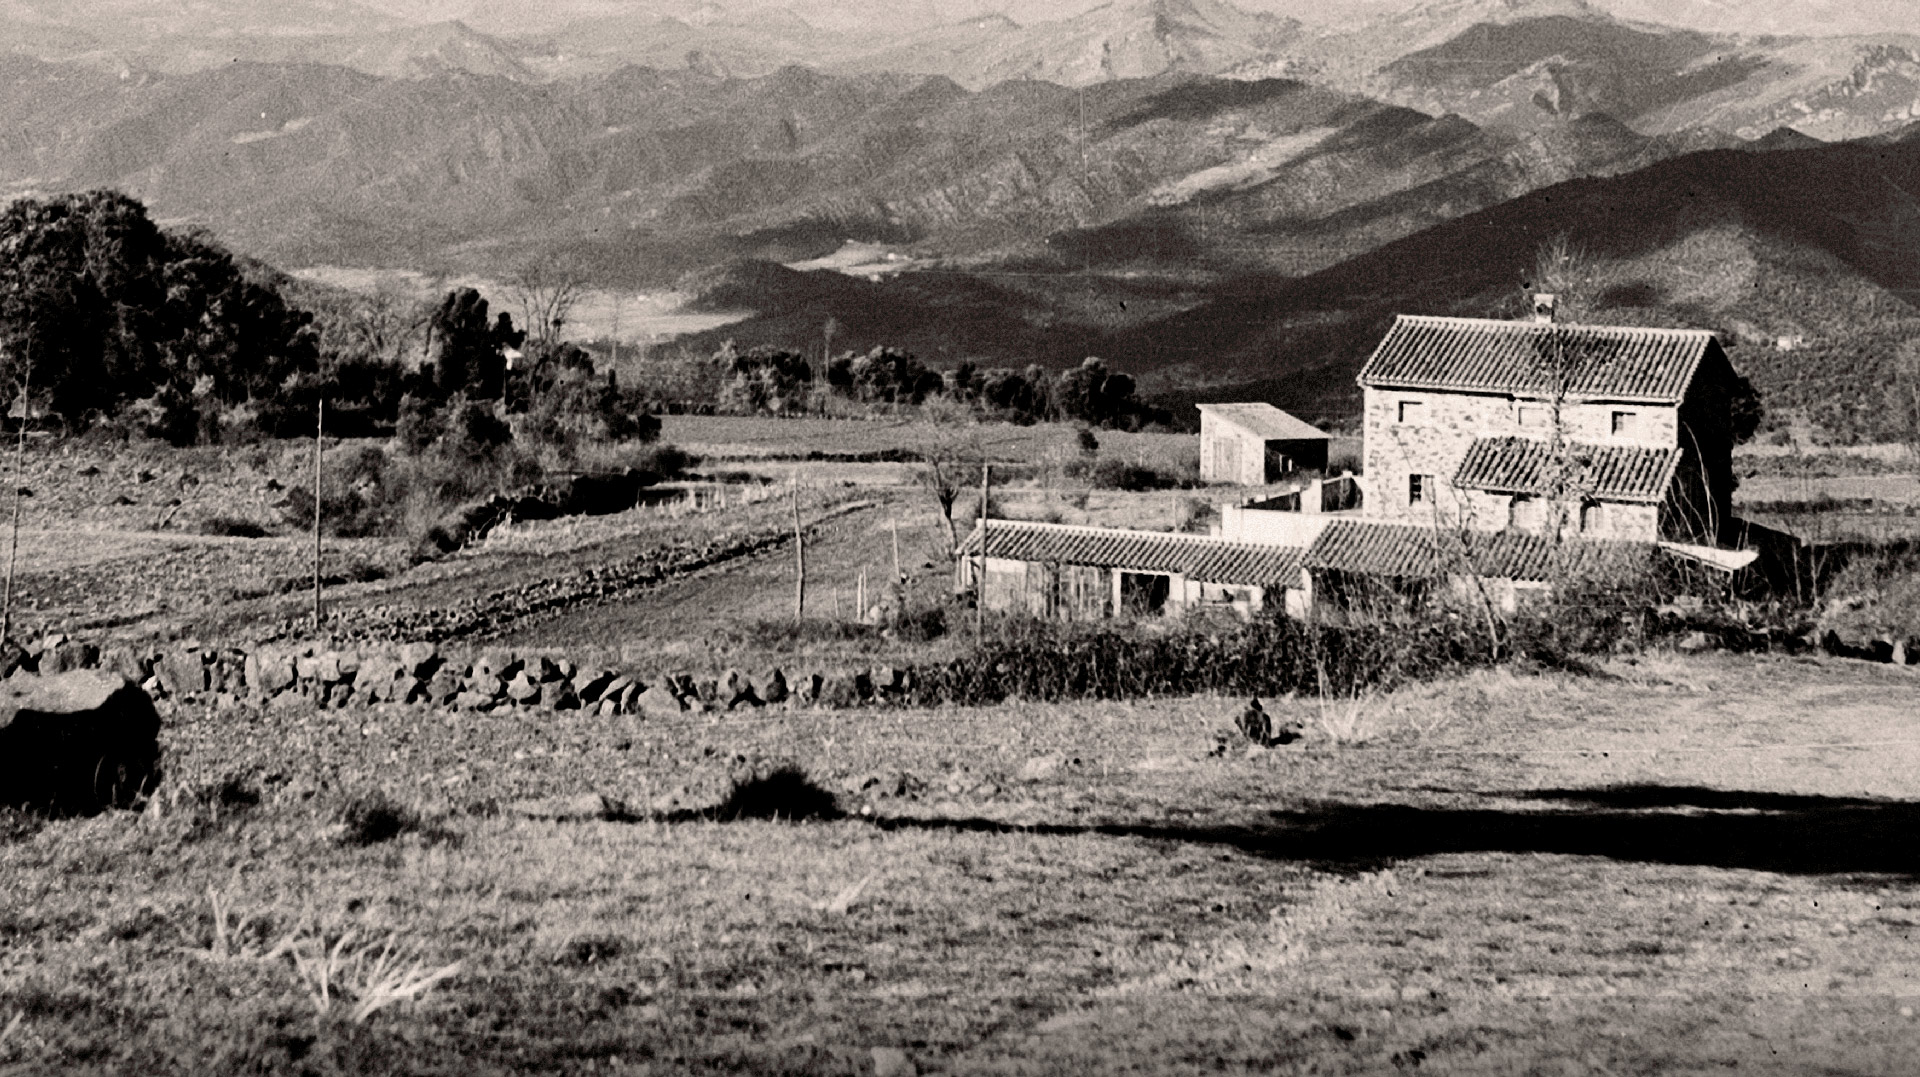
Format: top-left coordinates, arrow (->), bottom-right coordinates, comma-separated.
1358,315 -> 1716,404
1453,436 -> 1679,503
1303,520 -> 1649,582
959,520 -> 1306,586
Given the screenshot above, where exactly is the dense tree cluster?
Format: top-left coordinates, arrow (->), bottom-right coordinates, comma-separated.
0,191 -> 660,456
0,191 -> 317,427
714,342 -> 1168,428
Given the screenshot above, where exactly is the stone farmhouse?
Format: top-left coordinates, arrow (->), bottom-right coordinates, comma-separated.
1356,313 -> 1742,547
1197,403 -> 1330,484
958,309 -> 1758,622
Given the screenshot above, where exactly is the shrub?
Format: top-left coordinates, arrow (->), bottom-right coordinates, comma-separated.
443,398 -> 513,464
1819,540 -> 1920,640
521,378 -> 660,462
334,790 -> 418,846
1078,457 -> 1182,491
197,515 -> 273,539
712,765 -> 840,821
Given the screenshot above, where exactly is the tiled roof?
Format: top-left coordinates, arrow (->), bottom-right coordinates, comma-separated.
1197,403 -> 1329,442
1453,436 -> 1679,503
1358,315 -> 1716,404
959,520 -> 1306,586
1303,520 -> 1648,583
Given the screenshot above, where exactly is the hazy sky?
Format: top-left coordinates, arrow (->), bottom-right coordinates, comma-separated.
357,0 -> 1918,38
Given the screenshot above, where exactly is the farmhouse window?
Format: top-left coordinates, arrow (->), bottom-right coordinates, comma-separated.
1611,410 -> 1643,438
1580,501 -> 1606,534
1408,473 -> 1431,505
1397,399 -> 1425,423
1517,404 -> 1549,429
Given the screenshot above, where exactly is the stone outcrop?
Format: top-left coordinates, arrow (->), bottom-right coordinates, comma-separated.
0,670 -> 161,813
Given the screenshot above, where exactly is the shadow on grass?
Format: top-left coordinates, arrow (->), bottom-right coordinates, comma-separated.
862,783 -> 1920,878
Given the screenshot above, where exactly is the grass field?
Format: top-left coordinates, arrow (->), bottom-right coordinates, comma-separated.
7,425 -> 1920,1073
8,654 -> 1920,1074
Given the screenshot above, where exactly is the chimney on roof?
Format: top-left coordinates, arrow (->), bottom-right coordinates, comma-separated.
1531,293 -> 1558,324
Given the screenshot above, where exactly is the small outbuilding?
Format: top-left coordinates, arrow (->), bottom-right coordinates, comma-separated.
956,520 -> 1309,620
1197,403 -> 1330,485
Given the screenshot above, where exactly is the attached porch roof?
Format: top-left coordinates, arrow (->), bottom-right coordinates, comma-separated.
959,520 -> 1307,587
1302,519 -> 1652,583
1453,436 -> 1680,504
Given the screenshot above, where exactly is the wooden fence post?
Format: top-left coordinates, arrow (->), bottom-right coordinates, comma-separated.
976,462 -> 990,638
790,479 -> 805,620
1,351 -> 30,646
313,396 -> 324,635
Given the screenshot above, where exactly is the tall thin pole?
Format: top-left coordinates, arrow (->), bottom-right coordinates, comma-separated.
890,513 -> 901,583
2,347 -> 30,646
976,462 -> 990,638
790,478 -> 805,621
313,396 -> 323,635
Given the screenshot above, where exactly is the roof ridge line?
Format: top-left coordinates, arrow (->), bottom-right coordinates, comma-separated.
1393,314 -> 1717,337
978,517 -> 1309,551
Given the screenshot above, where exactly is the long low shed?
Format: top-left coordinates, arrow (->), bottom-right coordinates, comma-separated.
956,520 -> 1308,619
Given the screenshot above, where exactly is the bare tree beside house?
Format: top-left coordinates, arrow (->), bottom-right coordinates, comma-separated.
919,442 -> 971,557
506,254 -> 589,350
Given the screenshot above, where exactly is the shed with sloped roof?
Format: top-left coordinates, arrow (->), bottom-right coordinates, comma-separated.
1198,403 -> 1330,485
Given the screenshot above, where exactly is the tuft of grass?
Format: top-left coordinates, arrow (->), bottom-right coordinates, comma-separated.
281,928 -> 462,1024
1313,670 -> 1378,746
202,884 -> 278,962
817,870 -> 882,915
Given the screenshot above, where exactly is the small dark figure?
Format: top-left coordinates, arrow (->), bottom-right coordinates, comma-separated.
1236,697 -> 1272,746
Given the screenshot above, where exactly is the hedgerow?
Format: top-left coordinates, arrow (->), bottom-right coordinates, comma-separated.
909,616 -> 1499,706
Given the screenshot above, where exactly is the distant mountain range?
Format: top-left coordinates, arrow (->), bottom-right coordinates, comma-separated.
2,0 -> 1919,436
0,55 -> 1765,286
8,0 -> 1920,146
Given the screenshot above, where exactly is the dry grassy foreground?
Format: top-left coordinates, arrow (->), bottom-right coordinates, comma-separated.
6,653 -> 1920,1075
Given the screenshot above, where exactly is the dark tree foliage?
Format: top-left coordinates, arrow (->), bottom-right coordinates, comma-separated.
1051,356 -> 1167,430
720,345 -> 812,415
0,190 -> 317,425
1727,367 -> 1765,446
429,288 -> 522,402
828,347 -> 944,405
158,229 -> 318,404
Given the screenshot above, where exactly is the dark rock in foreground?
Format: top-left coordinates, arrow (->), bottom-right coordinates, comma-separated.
0,671 -> 161,814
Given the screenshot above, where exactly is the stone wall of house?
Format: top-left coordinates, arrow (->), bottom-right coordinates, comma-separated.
1363,387 -> 1507,527
1455,488 -> 1661,542
1363,387 -> 1678,538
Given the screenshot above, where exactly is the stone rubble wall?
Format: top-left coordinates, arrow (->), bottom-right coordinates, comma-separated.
7,634 -> 921,716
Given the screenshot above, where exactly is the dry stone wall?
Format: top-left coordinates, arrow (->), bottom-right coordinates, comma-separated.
10,633 -> 920,716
